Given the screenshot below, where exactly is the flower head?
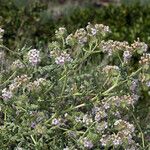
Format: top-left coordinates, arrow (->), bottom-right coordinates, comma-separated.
52,118 -> 61,126
11,59 -> 24,69
27,49 -> 40,66
55,52 -> 72,65
82,137 -> 93,149
123,50 -> 132,63
2,88 -> 13,100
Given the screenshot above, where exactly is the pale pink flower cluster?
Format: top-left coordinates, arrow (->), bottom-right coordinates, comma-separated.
100,40 -> 129,56
123,50 -> 132,63
86,22 -> 110,36
100,120 -> 136,148
55,52 -> 72,65
81,137 -> 93,149
2,88 -> 13,100
139,53 -> 150,66
27,49 -> 40,66
55,27 -> 67,39
51,118 -> 61,126
74,28 -> 87,45
11,59 -> 24,69
27,78 -> 46,91
75,114 -> 93,126
102,65 -> 120,75
65,23 -> 110,46
96,121 -> 108,133
100,39 -> 148,60
107,94 -> 138,107
2,75 -> 29,100
131,39 -> 148,53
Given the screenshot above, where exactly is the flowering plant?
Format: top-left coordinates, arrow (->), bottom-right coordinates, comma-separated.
0,23 -> 150,150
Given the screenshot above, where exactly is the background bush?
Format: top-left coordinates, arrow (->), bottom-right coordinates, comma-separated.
0,23 -> 150,149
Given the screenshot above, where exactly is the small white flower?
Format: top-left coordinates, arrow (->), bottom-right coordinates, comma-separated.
55,52 -> 72,65
55,27 -> 67,38
52,118 -> 60,126
2,88 -> 13,100
11,59 -> 24,69
113,137 -> 122,146
9,83 -> 19,91
96,121 -> 108,133
123,50 -> 132,63
142,43 -> 148,52
27,49 -> 40,66
82,114 -> 93,125
55,55 -> 65,65
82,137 -> 93,149
100,135 -> 109,146
91,28 -> 97,35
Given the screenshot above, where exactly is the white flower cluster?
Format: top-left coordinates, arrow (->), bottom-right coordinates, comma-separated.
139,53 -> 150,66
55,27 -> 67,39
107,94 -> 138,107
92,105 -> 110,124
81,137 -> 93,149
75,114 -> 93,126
130,79 -> 139,93
11,59 -> 24,69
96,121 -> 108,133
55,52 -> 72,65
2,88 -> 13,100
74,28 -> 87,45
27,49 -> 40,66
100,39 -> 148,59
131,39 -> 148,53
2,75 -> 30,100
102,65 -> 120,75
100,120 -> 136,148
100,134 -> 123,147
51,118 -> 61,126
86,22 -> 110,36
100,40 -> 129,56
82,114 -> 93,126
65,23 -> 110,46
65,33 -> 75,46
94,108 -> 107,122
114,119 -> 135,133
139,72 -> 150,89
123,50 -> 132,63
7,75 -> 29,93
27,78 -> 46,91
13,75 -> 30,87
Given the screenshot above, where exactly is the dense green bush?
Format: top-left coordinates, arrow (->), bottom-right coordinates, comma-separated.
0,0 -> 150,50
0,22 -> 150,150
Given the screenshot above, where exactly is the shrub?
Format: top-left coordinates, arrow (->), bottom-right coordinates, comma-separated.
0,23 -> 150,149
0,1 -> 150,50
